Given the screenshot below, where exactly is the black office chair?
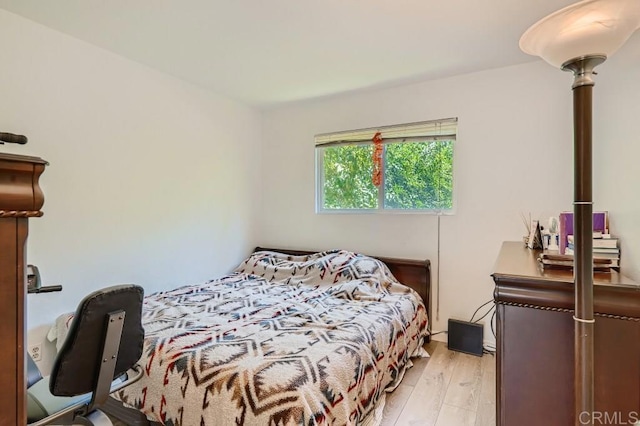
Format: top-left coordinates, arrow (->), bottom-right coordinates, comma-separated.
27,284 -> 145,426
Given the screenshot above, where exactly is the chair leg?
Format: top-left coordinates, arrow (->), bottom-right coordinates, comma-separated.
82,410 -> 113,426
102,397 -> 151,425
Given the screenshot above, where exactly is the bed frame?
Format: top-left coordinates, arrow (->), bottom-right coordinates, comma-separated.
104,247 -> 432,426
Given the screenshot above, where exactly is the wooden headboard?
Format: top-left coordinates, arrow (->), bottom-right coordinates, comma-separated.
254,247 -> 432,335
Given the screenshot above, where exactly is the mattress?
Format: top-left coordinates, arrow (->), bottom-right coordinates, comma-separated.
55,250 -> 429,425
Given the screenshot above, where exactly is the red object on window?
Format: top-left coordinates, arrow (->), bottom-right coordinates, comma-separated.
372,132 -> 383,187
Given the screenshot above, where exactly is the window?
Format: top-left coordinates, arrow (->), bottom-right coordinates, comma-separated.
315,118 -> 456,213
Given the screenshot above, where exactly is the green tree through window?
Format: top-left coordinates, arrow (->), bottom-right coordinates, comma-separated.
322,144 -> 377,209
316,119 -> 455,212
385,140 -> 453,210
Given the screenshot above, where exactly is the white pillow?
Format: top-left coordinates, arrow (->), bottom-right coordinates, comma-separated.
46,312 -> 74,352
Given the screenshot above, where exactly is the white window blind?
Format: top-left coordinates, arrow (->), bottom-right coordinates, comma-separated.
315,117 -> 457,146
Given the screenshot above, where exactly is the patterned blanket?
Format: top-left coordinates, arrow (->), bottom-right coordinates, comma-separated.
112,250 -> 428,425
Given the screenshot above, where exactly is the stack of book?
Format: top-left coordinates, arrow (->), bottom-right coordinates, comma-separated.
542,210 -> 620,271
558,211 -> 608,255
538,250 -> 618,271
565,234 -> 620,269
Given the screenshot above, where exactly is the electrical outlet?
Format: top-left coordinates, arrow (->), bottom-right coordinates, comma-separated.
29,344 -> 42,362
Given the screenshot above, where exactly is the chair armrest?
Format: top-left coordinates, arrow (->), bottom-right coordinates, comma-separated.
26,355 -> 43,388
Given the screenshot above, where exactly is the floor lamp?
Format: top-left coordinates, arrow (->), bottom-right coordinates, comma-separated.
519,0 -> 640,423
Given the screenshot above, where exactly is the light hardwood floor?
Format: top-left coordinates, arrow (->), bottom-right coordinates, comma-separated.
111,341 -> 496,426
381,341 -> 496,426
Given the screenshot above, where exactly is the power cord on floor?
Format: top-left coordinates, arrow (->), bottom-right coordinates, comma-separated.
469,299 -> 495,323
428,330 -> 448,337
483,309 -> 498,355
470,300 -> 497,355
491,309 -> 496,339
431,300 -> 497,353
483,346 -> 496,356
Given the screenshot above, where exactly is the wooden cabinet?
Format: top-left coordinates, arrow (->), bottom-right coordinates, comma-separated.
0,153 -> 46,426
492,241 -> 640,426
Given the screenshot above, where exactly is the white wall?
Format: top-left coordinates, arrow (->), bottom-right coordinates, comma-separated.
0,9 -> 262,369
3,7 -> 639,368
259,39 -> 640,344
593,37 -> 640,281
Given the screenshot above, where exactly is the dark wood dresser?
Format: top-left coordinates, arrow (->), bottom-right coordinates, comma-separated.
0,153 -> 46,426
492,241 -> 640,426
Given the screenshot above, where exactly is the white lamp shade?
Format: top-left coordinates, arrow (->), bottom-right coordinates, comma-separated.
520,0 -> 640,68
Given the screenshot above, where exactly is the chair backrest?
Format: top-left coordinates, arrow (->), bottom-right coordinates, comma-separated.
49,284 -> 145,397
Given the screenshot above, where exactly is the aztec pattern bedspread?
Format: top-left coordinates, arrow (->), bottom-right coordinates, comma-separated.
113,250 -> 428,425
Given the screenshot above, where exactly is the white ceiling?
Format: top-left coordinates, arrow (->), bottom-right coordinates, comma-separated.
0,0 -> 578,108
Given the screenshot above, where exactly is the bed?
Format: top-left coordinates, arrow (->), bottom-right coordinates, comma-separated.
53,247 -> 431,425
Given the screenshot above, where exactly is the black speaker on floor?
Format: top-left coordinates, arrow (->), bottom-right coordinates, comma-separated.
447,319 -> 484,357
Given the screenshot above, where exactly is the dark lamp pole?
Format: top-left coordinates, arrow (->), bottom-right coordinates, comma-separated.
561,54 -> 605,423
519,1 -> 640,424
